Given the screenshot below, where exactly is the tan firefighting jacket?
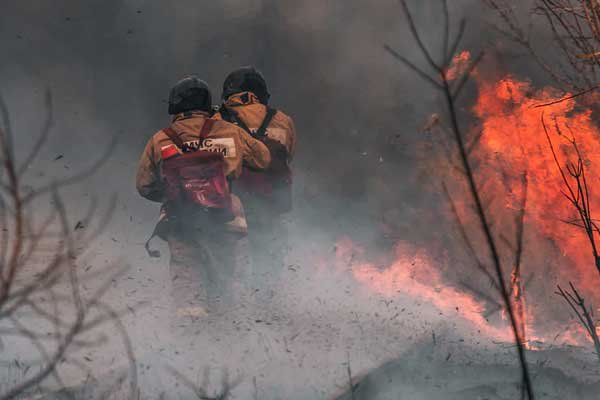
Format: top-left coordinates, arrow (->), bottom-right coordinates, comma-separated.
136,110 -> 271,233
215,92 -> 296,160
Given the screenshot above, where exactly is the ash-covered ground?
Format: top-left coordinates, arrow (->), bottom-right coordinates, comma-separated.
1,0 -> 599,399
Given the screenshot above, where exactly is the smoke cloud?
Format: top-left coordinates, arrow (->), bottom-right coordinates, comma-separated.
1,0 -> 597,399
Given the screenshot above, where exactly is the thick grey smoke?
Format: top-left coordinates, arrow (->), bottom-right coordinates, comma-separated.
1,1 -> 597,399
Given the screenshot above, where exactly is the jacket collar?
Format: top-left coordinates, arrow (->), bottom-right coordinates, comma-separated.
224,91 -> 261,107
171,110 -> 210,122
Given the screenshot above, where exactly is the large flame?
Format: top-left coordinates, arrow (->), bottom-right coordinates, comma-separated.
329,52 -> 600,346
473,72 -> 600,289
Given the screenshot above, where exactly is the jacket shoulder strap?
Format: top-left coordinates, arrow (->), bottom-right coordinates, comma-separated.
255,108 -> 277,138
163,127 -> 185,149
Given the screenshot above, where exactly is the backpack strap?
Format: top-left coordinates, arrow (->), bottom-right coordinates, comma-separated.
219,105 -> 233,123
221,106 -> 277,139
224,109 -> 253,135
255,108 -> 277,138
163,127 -> 185,150
163,119 -> 215,150
199,118 -> 215,139
145,224 -> 162,258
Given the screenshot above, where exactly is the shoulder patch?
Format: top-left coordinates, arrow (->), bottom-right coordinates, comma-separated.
160,144 -> 180,160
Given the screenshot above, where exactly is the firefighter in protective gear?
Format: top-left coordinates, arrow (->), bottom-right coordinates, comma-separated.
216,66 -> 296,291
136,75 -> 271,318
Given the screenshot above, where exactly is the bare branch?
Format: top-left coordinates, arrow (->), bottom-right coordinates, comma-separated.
390,3 -> 536,397
556,283 -> 600,362
383,45 -> 443,89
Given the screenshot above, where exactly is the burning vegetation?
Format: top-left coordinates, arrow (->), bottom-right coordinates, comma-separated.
332,49 -> 600,348
333,1 -> 600,396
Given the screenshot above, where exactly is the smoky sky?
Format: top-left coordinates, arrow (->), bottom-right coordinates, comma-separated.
0,0 -> 550,283
0,0 -> 560,291
1,1 -> 590,398
0,0 -> 491,166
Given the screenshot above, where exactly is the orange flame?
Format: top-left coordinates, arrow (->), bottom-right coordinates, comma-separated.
445,50 -> 471,81
336,239 -> 514,341
329,52 -> 600,346
473,73 -> 600,289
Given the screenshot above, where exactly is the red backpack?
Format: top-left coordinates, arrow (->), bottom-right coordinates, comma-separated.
160,119 -> 234,219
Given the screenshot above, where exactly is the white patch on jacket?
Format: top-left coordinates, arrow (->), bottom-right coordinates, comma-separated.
182,138 -> 237,158
266,128 -> 291,148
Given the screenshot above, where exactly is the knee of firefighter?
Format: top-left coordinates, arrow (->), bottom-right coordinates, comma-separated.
168,236 -> 210,267
171,263 -> 206,295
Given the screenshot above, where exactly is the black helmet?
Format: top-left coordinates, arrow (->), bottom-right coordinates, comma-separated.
221,66 -> 270,105
168,75 -> 212,115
